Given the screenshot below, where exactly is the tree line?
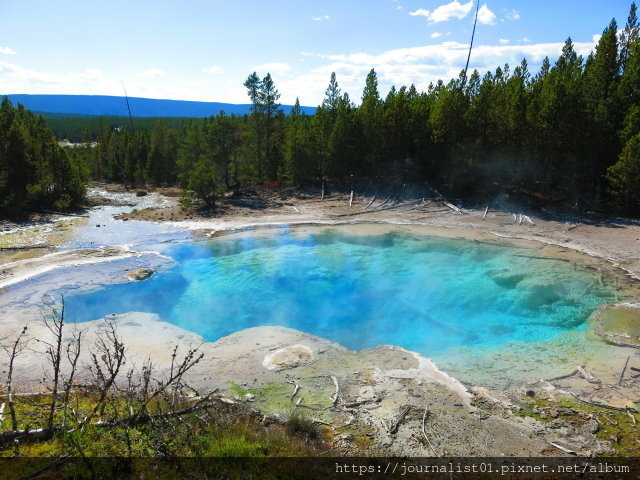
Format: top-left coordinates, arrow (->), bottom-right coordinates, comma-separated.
4,3 -> 640,214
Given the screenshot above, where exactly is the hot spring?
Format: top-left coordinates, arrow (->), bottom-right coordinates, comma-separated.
61,225 -> 625,386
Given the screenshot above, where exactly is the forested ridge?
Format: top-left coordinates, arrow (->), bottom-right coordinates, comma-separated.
2,3 -> 640,214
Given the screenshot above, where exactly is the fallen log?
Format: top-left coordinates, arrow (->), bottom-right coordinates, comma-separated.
569,392 -> 637,412
547,365 -> 601,384
576,365 -> 601,384
0,245 -> 52,251
618,356 -> 631,386
443,201 -> 463,214
309,417 -> 332,426
388,405 -> 411,434
330,376 -> 340,406
0,397 -> 224,444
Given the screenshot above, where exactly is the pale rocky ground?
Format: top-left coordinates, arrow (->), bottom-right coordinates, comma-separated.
0,186 -> 639,456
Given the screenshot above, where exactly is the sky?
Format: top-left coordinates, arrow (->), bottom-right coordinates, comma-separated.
0,1 -> 635,107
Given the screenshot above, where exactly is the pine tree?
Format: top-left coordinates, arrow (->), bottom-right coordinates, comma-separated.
583,20 -> 620,201
359,68 -> 383,173
259,73 -> 282,181
322,72 -> 341,112
620,2 -> 639,73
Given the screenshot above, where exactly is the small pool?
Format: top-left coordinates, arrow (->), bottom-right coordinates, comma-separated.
64,227 -> 618,358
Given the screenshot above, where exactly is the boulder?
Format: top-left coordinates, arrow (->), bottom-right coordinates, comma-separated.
125,268 -> 155,282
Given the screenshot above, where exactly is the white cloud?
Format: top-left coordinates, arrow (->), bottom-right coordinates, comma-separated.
477,4 -> 497,25
290,36 -> 601,104
410,8 -> 431,17
136,68 -> 166,78
431,32 -> 443,38
519,37 -> 531,43
203,65 -> 224,74
0,46 -> 16,55
499,38 -> 509,45
0,60 -> 107,93
395,5 -> 402,10
505,9 -> 520,21
409,1 -> 473,23
312,15 -> 330,21
253,62 -> 292,76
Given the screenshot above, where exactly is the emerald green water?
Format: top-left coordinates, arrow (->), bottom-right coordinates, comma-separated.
64,228 -> 617,358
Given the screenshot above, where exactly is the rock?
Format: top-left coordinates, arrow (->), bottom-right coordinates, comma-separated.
136,191 -> 147,197
125,268 -> 155,282
262,344 -> 315,370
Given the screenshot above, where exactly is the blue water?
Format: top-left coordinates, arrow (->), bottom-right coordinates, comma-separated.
63,228 -> 617,355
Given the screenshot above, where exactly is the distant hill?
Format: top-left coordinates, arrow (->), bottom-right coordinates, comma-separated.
4,94 -> 316,117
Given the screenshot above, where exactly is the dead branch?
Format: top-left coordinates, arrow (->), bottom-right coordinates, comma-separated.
626,409 -> 636,425
568,392 -> 636,412
421,406 -> 437,456
40,295 -> 73,433
550,442 -> 577,455
2,325 -> 29,432
618,356 -> 631,386
565,223 -> 582,232
291,384 -> 301,400
79,318 -> 126,429
482,205 -> 489,220
294,403 -> 324,411
0,397 -> 221,444
95,396 -> 219,428
388,405 -> 411,434
443,201 -> 463,214
546,365 -> 601,384
136,344 -> 204,416
365,194 -> 377,210
576,365 -> 601,384
343,397 -> 381,408
309,417 -> 331,426
378,195 -> 392,208
62,330 -> 82,428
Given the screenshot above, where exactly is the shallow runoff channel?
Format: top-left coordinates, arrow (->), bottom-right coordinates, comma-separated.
1,191 -> 636,389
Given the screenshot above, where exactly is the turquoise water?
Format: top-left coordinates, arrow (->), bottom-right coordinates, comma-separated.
64,228 -> 617,355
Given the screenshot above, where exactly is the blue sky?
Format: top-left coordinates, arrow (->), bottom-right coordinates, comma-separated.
0,1 -> 634,106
